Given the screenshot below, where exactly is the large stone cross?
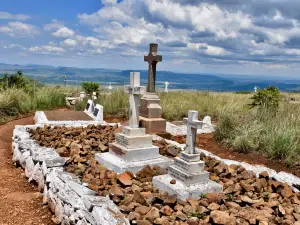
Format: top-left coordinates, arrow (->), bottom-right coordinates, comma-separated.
124,72 -> 146,128
183,110 -> 203,154
144,43 -> 162,93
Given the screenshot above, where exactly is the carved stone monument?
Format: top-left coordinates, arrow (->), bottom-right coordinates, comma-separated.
153,110 -> 222,200
140,43 -> 166,133
95,72 -> 172,173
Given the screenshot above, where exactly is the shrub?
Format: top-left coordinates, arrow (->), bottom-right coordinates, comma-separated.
250,86 -> 281,113
81,82 -> 100,94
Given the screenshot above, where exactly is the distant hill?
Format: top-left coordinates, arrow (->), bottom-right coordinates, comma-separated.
0,63 -> 299,92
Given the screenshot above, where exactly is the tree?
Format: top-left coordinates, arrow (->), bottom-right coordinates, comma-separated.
250,86 -> 281,113
81,82 -> 100,94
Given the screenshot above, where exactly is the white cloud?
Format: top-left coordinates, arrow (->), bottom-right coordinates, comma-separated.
102,0 -> 118,6
62,39 -> 77,47
52,27 -> 75,38
205,46 -> 227,56
3,44 -> 25,50
28,45 -> 65,54
0,22 -> 39,37
44,19 -> 64,31
0,12 -> 30,21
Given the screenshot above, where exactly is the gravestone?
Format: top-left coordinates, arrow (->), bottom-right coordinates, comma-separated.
84,99 -> 94,115
164,81 -> 169,93
153,110 -> 222,200
92,104 -> 103,122
140,43 -> 166,133
254,86 -> 258,93
95,72 -> 172,173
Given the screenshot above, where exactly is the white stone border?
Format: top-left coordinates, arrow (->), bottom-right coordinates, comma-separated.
34,111 -> 119,127
153,135 -> 300,192
12,124 -> 129,225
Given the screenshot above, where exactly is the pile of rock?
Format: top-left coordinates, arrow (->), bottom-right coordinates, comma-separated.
76,153 -> 300,224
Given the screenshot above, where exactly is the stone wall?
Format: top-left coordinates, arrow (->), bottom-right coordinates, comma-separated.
12,125 -> 129,225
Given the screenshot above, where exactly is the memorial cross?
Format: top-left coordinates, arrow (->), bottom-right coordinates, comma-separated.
183,110 -> 203,154
144,43 -> 162,93
164,81 -> 169,93
124,72 -> 146,128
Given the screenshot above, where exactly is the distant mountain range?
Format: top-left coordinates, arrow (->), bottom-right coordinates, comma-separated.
1,63 -> 300,92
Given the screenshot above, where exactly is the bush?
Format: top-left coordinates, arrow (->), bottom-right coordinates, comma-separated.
250,86 -> 281,113
81,82 -> 100,94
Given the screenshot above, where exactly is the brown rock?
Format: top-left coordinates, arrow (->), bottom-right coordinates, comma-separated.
214,162 -> 228,175
281,185 -> 293,199
241,171 -> 256,180
164,194 -> 177,206
174,204 -> 184,211
145,207 -> 160,222
187,217 -> 199,225
175,211 -> 188,221
128,212 -> 141,221
240,195 -> 254,204
109,184 -> 123,197
211,210 -> 236,225
135,206 -> 151,215
170,179 -> 176,184
259,171 -> 269,179
132,191 -> 148,206
240,180 -> 255,192
182,204 -> 193,215
208,202 -> 220,210
160,205 -> 174,216
137,220 -> 152,225
118,172 -> 132,186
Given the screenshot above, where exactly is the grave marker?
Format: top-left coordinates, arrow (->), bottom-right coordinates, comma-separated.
140,43 -> 166,134
95,72 -> 171,173
153,110 -> 222,200
164,81 -> 169,93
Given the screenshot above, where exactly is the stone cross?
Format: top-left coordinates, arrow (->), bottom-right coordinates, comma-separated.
183,110 -> 203,154
144,43 -> 162,93
125,72 -> 146,128
164,81 -> 169,93
254,86 -> 258,93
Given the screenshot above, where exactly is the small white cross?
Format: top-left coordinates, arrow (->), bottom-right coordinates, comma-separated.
164,81 -> 169,93
183,110 -> 203,154
124,72 -> 146,128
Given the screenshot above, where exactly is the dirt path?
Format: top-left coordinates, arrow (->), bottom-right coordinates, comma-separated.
0,116 -> 54,225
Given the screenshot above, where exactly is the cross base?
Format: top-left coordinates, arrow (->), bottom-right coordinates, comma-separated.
152,174 -> 222,201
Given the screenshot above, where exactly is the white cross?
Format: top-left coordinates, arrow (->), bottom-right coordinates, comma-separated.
124,72 -> 146,128
183,110 -> 203,154
164,81 -> 169,93
254,86 -> 258,93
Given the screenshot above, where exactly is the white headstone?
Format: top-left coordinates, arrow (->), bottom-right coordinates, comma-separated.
254,86 -> 258,93
183,110 -> 202,155
84,99 -> 94,114
92,92 -> 97,100
79,92 -> 86,101
124,72 -> 146,128
107,82 -> 113,90
164,81 -> 169,93
92,104 -> 103,122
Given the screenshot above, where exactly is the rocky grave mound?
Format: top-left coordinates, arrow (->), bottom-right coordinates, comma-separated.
29,125 -> 179,177
29,125 -> 300,224
79,153 -> 300,225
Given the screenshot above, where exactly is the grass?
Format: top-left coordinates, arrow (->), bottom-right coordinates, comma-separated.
3,84 -> 299,167
0,87 -> 66,123
89,89 -> 300,166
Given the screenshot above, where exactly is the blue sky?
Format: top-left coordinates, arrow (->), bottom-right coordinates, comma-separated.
1,0 -> 300,76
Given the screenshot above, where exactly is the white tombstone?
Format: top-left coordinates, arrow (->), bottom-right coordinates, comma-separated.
254,86 -> 258,93
92,104 -> 104,122
84,99 -> 94,114
153,110 -> 222,200
92,92 -> 97,100
107,82 -> 113,90
79,92 -> 87,101
164,81 -> 169,93
95,72 -> 172,173
202,115 -> 212,130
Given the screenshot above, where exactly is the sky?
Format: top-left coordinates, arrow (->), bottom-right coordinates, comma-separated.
1,0 -> 300,77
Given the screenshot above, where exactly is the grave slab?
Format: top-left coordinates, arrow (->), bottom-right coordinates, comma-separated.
153,110 -> 222,200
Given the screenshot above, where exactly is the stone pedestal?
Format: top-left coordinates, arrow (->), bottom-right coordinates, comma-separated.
139,93 -> 166,133
95,126 -> 172,174
153,150 -> 222,201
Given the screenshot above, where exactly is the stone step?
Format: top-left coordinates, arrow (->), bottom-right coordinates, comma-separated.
168,165 -> 209,185
174,157 -> 205,174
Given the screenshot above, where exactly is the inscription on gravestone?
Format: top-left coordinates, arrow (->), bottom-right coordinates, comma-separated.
93,108 -> 99,117
85,103 -> 90,111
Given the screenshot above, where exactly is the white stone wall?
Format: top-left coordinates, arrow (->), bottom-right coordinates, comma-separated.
12,125 -> 129,225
